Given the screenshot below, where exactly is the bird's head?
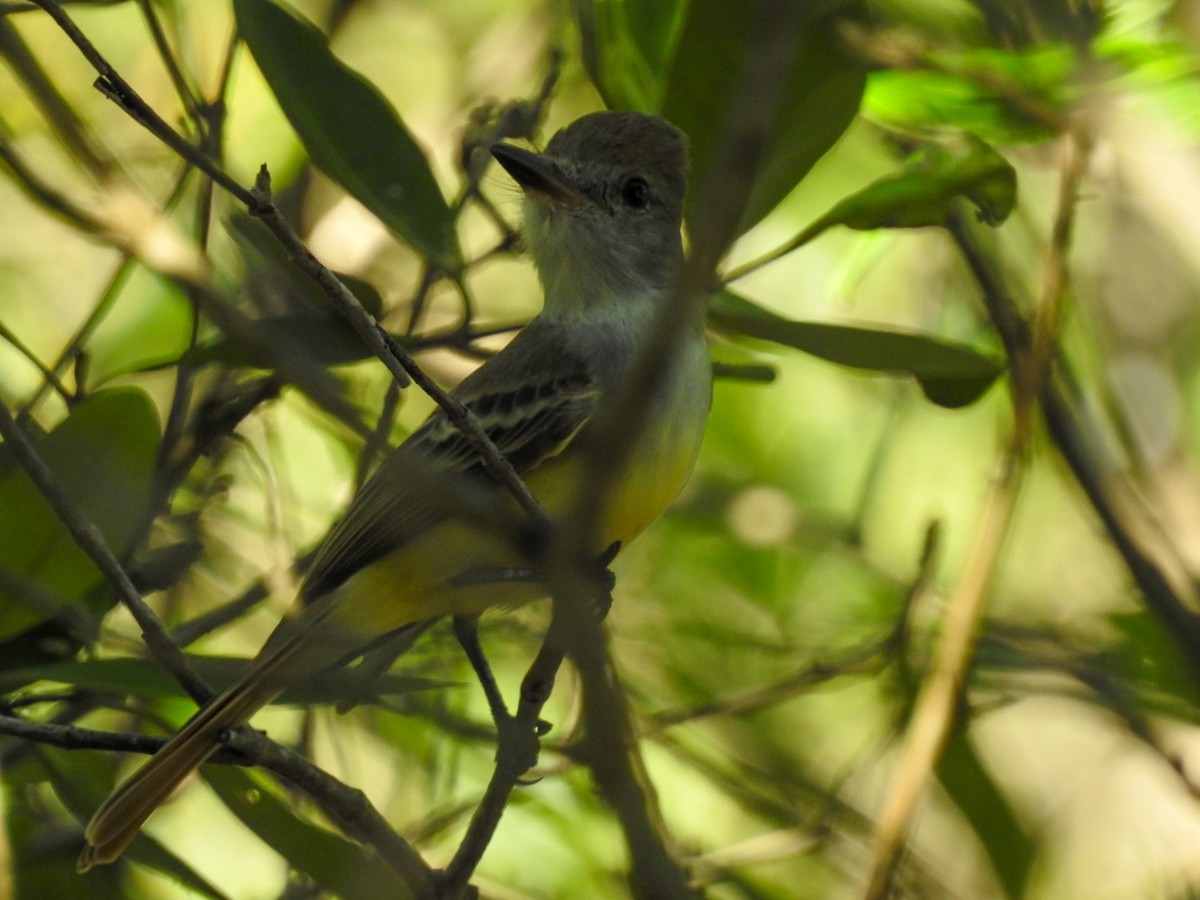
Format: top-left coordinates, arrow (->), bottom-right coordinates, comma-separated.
491,111 -> 689,314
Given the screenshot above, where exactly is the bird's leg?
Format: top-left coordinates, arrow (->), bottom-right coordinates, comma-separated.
453,615 -> 544,780
452,615 -> 510,725
450,541 -> 620,777
589,540 -> 621,620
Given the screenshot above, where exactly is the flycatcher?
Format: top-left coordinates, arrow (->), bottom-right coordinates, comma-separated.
79,110 -> 711,869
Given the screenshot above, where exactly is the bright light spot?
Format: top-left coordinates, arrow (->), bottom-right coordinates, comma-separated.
727,485 -> 798,547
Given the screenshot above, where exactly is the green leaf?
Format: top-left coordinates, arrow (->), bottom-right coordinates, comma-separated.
709,292 -> 1004,408
662,0 -> 868,233
939,729 -> 1036,899
1110,611 -> 1200,721
0,388 -> 160,639
814,137 -> 1017,230
0,655 -> 454,705
574,0 -> 688,110
173,213 -> 389,370
203,767 -> 414,899
183,314 -> 379,369
32,748 -> 232,899
864,45 -> 1074,144
228,212 -> 385,319
87,267 -> 192,386
235,0 -> 459,270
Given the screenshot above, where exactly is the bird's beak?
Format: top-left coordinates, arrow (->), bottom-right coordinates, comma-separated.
490,143 -> 585,207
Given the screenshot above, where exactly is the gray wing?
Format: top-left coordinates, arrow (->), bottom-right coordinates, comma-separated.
301,326 -> 600,601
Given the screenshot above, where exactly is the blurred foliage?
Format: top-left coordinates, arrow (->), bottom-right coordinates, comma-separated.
1,0 -> 1200,898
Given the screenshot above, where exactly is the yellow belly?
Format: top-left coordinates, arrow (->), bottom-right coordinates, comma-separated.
326,418 -> 702,639
326,336 -> 711,641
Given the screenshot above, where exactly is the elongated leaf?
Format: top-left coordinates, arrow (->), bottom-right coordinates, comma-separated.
939,730 -> 1036,899
814,137 -> 1017,231
228,212 -> 385,319
183,314 -> 380,369
29,748 -> 232,899
235,0 -> 459,270
1110,611 -> 1200,721
662,0 -> 867,233
0,388 -> 160,639
709,292 -> 1004,408
204,767 -> 413,899
865,44 -> 1075,143
0,655 -> 454,705
574,0 -> 688,110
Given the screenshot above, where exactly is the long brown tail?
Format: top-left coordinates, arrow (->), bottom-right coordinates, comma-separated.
78,589 -> 355,870
77,672 -> 278,871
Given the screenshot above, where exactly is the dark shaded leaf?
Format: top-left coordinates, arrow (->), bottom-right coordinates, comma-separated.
228,212 -> 386,319
0,655 -> 454,706
183,314 -> 382,369
574,0 -> 687,110
29,748 -> 231,900
814,137 -> 1017,229
710,292 -> 1004,408
235,0 -> 459,270
662,0 -> 868,232
939,730 -> 1036,899
203,767 -> 412,899
0,389 -> 160,639
1110,611 -> 1200,721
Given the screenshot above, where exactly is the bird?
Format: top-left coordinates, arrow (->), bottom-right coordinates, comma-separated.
78,109 -> 711,870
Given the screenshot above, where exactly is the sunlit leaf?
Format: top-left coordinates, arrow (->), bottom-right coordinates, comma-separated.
662,0 -> 868,233
732,137 -> 1017,268
87,267 -> 192,386
0,388 -> 160,639
865,45 -> 1074,143
709,292 -> 1004,408
235,0 -> 459,270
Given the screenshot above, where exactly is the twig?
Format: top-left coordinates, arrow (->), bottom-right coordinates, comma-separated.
0,315 -> 73,406
249,167 -> 548,530
864,133 -> 1091,898
439,617 -> 572,894
534,4 -> 816,897
649,642 -> 888,731
946,217 -> 1200,671
34,0 -> 545,526
0,113 -> 106,235
31,0 -> 551,534
864,433 -> 1025,899
0,709 -> 434,894
134,0 -> 205,133
0,712 -> 166,755
28,0 -> 253,204
0,13 -> 111,177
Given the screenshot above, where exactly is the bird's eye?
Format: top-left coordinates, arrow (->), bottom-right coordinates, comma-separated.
621,177 -> 651,209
